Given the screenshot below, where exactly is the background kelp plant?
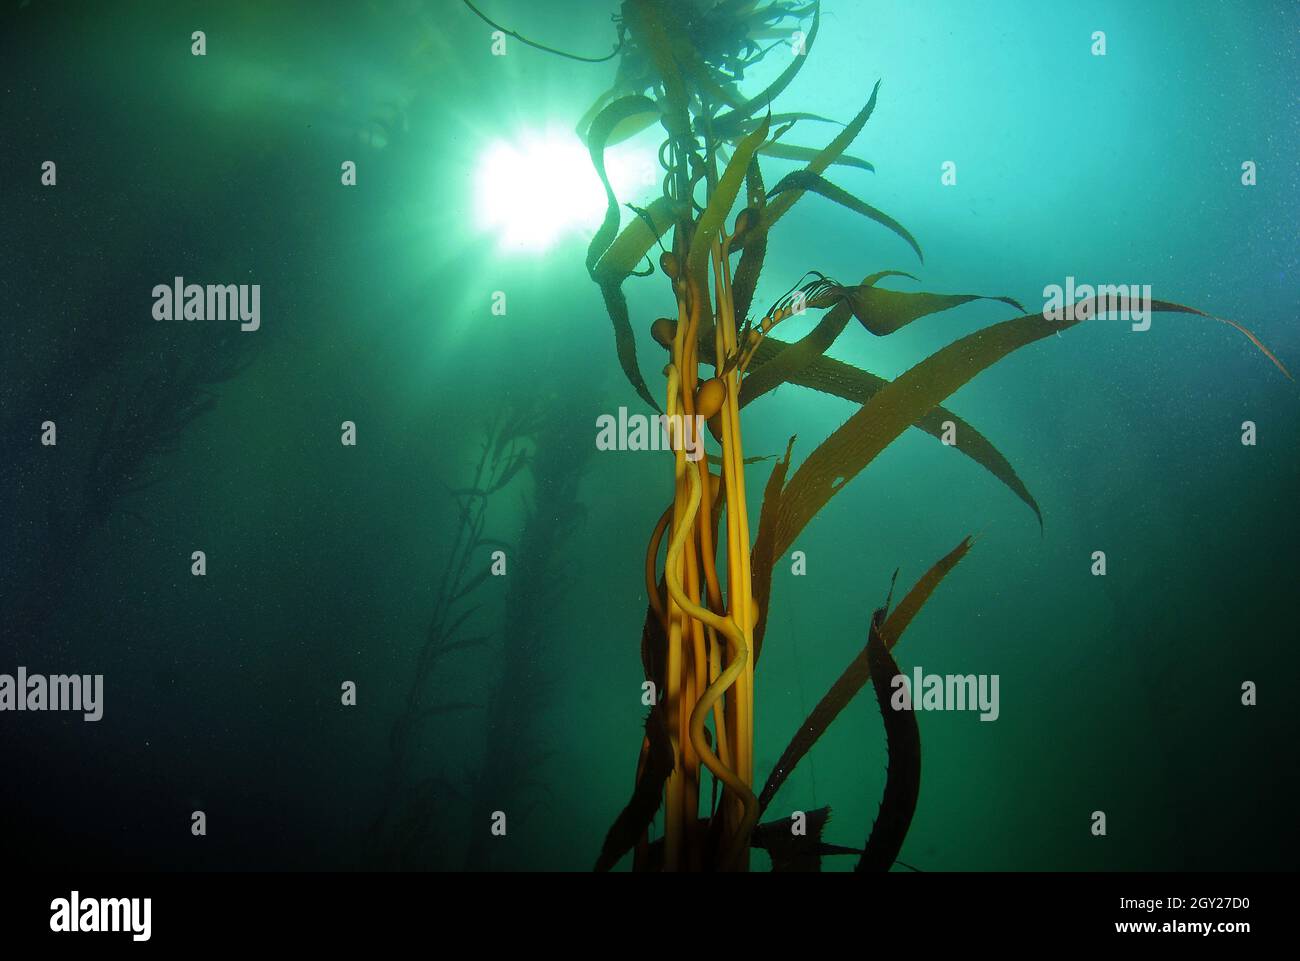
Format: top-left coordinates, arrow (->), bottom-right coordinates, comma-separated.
501,0 -> 1288,872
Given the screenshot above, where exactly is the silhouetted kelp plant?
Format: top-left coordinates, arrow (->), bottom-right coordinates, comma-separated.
540,0 -> 1289,871
369,411 -> 526,868
0,267 -> 252,646
464,395 -> 595,869
370,394 -> 593,869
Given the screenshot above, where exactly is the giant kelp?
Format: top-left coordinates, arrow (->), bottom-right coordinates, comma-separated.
573,0 -> 1292,872
486,0 -> 1289,871
371,390 -> 596,870
0,266 -> 253,646
463,392 -> 596,870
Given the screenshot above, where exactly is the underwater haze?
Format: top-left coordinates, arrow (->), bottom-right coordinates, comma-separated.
1,0 -> 1297,873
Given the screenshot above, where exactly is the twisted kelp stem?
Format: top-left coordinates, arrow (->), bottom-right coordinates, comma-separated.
647,211 -> 760,869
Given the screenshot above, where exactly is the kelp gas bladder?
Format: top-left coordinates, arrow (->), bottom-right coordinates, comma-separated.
539,0 -> 1286,871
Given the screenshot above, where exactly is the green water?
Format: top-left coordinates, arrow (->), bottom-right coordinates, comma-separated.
2,0 -> 1297,871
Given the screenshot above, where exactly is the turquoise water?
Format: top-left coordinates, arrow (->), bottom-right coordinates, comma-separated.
2,0 -> 1296,871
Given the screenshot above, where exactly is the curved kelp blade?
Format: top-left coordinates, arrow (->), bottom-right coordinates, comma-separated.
585,94 -> 664,411
750,436 -> 796,665
756,537 -> 971,813
598,279 -> 661,412
717,112 -> 845,138
857,609 -> 921,872
712,0 -> 820,129
769,298 -> 1279,560
730,157 -> 768,326
766,170 -> 919,262
843,285 -> 1026,337
750,805 -> 862,872
585,95 -> 660,275
575,85 -> 619,141
593,195 -> 686,285
754,142 -> 874,172
594,703 -> 675,872
762,79 -> 880,232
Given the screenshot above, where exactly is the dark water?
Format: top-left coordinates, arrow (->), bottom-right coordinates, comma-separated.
2,0 -> 1297,872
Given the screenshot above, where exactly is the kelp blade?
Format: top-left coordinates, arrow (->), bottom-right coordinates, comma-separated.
756,536 -> 971,813
845,285 -> 1025,337
767,170 -> 918,262
769,298 -> 1280,560
593,195 -> 686,285
762,79 -> 881,231
712,0 -> 821,129
710,335 -> 1042,526
688,113 -> 771,280
597,279 -> 661,413
857,608 -> 921,872
585,95 -> 659,275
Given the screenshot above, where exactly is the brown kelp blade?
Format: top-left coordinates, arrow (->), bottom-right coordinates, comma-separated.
881,536 -> 973,641
770,299 -> 1285,560
844,285 -> 1025,337
750,805 -> 849,872
688,113 -> 771,280
857,608 -> 921,872
757,536 -> 972,813
584,95 -> 659,275
729,156 -> 768,325
762,79 -> 881,232
594,703 -> 675,872
597,278 -> 661,413
766,171 -> 919,262
718,111 -> 845,137
703,335 -> 1042,527
749,436 -> 797,666
585,94 -> 665,412
754,142 -> 874,172
739,270 -> 1007,405
592,195 -> 685,285
712,0 -> 821,129
739,300 -> 854,406
575,85 -> 619,142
